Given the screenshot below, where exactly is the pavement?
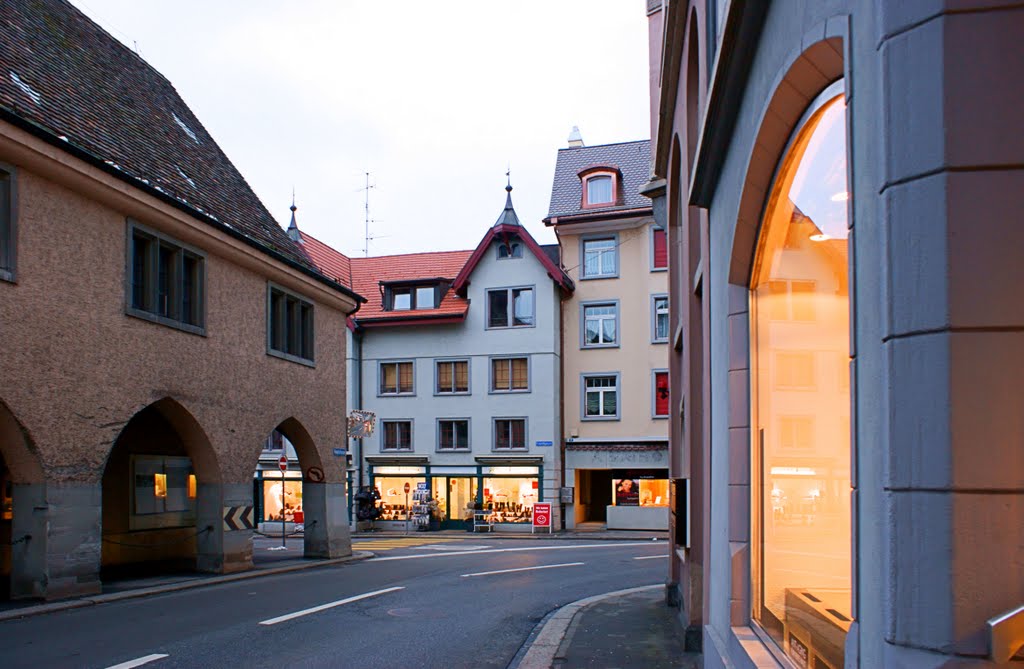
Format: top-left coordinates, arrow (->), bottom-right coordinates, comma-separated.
512,585 -> 701,669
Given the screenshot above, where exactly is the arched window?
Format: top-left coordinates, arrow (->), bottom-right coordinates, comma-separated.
585,174 -> 613,205
750,81 -> 851,665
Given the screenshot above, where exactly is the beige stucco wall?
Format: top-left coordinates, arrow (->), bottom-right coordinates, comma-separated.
0,122 -> 353,488
559,218 -> 669,441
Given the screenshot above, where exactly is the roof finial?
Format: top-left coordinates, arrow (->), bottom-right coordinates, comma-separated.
287,188 -> 301,241
495,170 -> 521,228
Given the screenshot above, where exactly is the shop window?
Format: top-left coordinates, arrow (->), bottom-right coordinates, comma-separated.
268,284 -> 314,364
653,370 -> 669,417
583,374 -> 619,420
612,477 -> 668,507
437,419 -> 470,451
482,478 -> 537,523
127,221 -> 205,333
581,237 -> 617,279
130,455 -> 196,529
380,361 -> 414,395
487,286 -> 534,328
262,476 -> 303,522
491,357 -> 529,392
373,476 -> 426,521
436,359 -> 469,394
651,227 -> 668,270
0,165 -> 15,282
751,84 -> 852,664
582,302 -> 618,347
652,295 -> 669,343
381,420 -> 412,451
494,418 -> 527,450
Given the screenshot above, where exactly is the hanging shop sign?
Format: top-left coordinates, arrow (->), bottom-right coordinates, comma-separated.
347,410 -> 376,438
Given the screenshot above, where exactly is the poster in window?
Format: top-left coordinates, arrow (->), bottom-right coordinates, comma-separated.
614,478 -> 640,506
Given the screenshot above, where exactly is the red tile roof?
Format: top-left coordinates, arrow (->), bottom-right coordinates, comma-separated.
298,232 -> 353,288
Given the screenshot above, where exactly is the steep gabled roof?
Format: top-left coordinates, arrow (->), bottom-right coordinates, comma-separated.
544,139 -> 652,223
349,250 -> 474,325
0,0 -> 352,296
298,232 -> 353,289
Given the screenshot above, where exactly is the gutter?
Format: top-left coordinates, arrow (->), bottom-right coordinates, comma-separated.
543,206 -> 653,227
0,105 -> 366,305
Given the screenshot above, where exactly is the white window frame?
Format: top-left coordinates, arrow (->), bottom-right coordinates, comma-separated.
580,235 -> 619,280
581,300 -> 620,349
651,294 -> 669,343
581,373 -> 620,421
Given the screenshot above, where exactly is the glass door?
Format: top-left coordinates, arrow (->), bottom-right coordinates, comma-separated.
432,477 -> 477,529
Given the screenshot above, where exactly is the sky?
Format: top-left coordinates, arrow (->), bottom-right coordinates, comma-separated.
68,0 -> 652,257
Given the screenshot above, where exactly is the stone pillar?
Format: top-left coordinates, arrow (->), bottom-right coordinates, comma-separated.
303,482 -> 352,559
41,483 -> 102,600
9,483 -> 46,599
196,482 -> 253,574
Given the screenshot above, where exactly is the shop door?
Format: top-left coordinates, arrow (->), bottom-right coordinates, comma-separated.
432,477 -> 476,529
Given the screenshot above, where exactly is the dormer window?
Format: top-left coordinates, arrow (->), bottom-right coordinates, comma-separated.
392,288 -> 412,310
415,286 -> 435,310
497,242 -> 522,259
586,175 -> 613,205
578,166 -> 622,208
386,284 -> 438,311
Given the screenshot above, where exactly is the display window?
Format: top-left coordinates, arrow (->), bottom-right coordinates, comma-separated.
262,478 -> 303,522
751,82 -> 852,667
374,476 -> 426,521
612,471 -> 668,507
482,477 -> 537,523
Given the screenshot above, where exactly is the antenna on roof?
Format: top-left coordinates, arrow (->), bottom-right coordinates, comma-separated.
360,172 -> 379,257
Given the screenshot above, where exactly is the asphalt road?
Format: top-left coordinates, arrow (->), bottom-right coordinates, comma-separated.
0,538 -> 669,669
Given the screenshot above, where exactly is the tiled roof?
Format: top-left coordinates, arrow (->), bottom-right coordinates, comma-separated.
545,139 -> 652,220
349,250 -> 474,323
540,243 -> 561,267
0,0 -> 324,276
297,232 -> 353,288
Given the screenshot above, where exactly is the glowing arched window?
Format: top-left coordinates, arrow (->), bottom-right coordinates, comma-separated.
751,82 -> 851,667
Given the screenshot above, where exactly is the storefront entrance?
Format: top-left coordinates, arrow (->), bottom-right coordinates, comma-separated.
432,476 -> 476,530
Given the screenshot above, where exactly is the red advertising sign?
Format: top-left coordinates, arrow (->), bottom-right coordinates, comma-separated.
532,502 -> 551,528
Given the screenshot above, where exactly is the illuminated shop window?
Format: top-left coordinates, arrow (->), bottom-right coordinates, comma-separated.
373,476 -> 426,521
612,478 -> 668,507
262,478 -> 303,522
482,477 -> 538,523
751,83 -> 851,667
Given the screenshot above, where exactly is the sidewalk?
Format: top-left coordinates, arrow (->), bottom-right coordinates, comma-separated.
353,528 -> 669,542
513,585 -> 700,669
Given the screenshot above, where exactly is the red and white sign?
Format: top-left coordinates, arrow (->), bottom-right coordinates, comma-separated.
404,482 -> 410,494
532,502 -> 551,528
278,454 -> 288,472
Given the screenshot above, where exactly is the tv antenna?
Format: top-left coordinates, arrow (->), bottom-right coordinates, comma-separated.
359,172 -> 385,257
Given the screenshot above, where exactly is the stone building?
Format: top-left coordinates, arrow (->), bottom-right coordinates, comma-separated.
0,0 -> 361,600
646,0 -> 1024,666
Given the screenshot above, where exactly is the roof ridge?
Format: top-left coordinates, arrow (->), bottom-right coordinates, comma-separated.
350,248 -> 474,261
558,138 -> 650,151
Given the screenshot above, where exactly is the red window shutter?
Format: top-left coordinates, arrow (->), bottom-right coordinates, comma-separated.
655,372 -> 670,416
653,228 -> 667,269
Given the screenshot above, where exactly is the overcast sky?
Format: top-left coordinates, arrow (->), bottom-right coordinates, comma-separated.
68,0 -> 651,256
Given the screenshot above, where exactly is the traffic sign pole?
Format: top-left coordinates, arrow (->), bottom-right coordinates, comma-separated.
404,482 -> 411,535
279,454 -> 288,547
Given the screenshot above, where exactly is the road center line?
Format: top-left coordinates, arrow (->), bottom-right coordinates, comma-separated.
105,654 -> 169,669
259,586 -> 405,626
372,542 -> 658,562
461,562 -> 584,578
633,555 -> 667,560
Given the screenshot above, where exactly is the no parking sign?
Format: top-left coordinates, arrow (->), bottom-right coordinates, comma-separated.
532,502 -> 552,534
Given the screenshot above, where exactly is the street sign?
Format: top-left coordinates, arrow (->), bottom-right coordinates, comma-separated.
532,502 -> 552,534
278,454 -> 288,472
404,482 -> 410,493
332,447 -> 346,457
535,440 -> 553,447
416,482 -> 428,491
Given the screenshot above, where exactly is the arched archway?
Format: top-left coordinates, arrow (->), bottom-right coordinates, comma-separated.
100,398 -> 220,579
0,399 -> 44,599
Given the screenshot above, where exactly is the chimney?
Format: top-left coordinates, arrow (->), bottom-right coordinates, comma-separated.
567,126 -> 584,148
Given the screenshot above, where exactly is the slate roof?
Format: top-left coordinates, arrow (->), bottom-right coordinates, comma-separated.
545,139 -> 652,221
0,0 -> 343,290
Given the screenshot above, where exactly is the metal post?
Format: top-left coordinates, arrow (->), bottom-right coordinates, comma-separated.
281,472 -> 286,548
405,490 -> 409,535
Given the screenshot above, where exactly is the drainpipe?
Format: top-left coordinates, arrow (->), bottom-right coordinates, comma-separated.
559,277 -> 568,531
355,328 -> 364,493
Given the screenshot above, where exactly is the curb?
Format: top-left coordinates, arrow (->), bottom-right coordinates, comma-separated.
0,551 -> 375,623
510,584 -> 663,669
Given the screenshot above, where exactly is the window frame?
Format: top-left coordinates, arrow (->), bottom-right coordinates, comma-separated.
378,360 -> 416,396
485,284 -> 536,329
580,300 -> 620,349
436,417 -> 471,452
651,293 -> 670,344
649,225 -> 668,272
434,358 -> 471,396
126,220 -> 207,336
489,356 -> 531,394
266,282 -> 315,366
579,234 -> 619,280
492,417 -> 528,452
386,284 -> 437,311
580,170 -> 619,208
0,162 -> 18,283
496,241 -> 523,259
380,419 -> 414,452
652,369 -> 670,419
581,372 -> 621,421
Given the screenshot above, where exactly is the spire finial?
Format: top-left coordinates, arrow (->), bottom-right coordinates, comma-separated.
506,166 -> 512,193
287,188 -> 301,241
290,187 -> 296,213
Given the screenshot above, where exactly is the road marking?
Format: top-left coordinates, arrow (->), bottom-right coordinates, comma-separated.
416,544 -> 491,551
633,555 -> 667,560
461,562 -> 584,578
259,586 -> 405,626
105,655 -> 169,669
372,541 -> 657,562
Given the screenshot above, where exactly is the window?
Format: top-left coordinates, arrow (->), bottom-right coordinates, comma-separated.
497,242 -> 522,259
130,455 -> 196,530
487,287 -> 534,328
751,85 -> 851,655
392,289 -> 411,310
581,237 -> 617,279
436,359 -> 469,394
127,222 -> 205,333
494,418 -> 527,450
268,285 -> 314,364
388,285 -> 436,311
651,226 -> 667,270
653,370 -> 669,418
583,374 -> 619,419
381,420 -> 412,451
0,165 -> 15,281
582,302 -> 618,347
652,295 -> 669,343
585,175 -> 614,205
491,357 -> 529,392
380,361 -> 414,395
438,419 -> 470,451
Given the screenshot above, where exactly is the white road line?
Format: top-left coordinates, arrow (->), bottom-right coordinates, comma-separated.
461,562 -> 585,578
633,555 -> 667,560
105,655 -> 169,669
258,586 -> 405,626
372,542 -> 657,562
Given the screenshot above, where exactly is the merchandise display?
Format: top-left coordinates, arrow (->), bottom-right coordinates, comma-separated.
373,476 -> 425,521
482,477 -> 537,523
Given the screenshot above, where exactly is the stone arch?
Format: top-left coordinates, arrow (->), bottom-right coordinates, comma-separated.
0,398 -> 44,484
0,398 -> 44,599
